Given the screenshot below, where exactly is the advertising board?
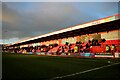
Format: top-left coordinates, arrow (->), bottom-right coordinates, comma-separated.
80,53 -> 94,57
95,53 -> 114,58
115,53 -> 120,58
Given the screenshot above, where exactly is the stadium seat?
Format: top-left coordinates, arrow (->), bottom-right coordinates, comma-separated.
90,46 -> 105,53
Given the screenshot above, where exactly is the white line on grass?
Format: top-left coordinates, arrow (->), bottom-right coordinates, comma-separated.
50,62 -> 120,80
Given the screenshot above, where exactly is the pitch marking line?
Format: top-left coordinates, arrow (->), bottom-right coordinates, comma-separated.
50,62 -> 120,80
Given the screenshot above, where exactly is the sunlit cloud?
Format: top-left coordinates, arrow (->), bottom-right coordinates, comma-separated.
2,2 -> 118,44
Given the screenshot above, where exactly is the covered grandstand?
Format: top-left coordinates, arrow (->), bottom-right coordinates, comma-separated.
3,14 -> 120,58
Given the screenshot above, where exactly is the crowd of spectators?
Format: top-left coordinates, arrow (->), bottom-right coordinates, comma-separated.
3,38 -> 117,55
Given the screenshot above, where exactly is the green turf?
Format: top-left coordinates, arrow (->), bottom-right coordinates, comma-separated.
2,53 -> 120,80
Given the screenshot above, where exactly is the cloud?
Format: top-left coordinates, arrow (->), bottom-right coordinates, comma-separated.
2,2 -> 80,39
2,2 -> 118,44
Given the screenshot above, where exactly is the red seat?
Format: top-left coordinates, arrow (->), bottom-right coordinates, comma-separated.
90,46 -> 105,53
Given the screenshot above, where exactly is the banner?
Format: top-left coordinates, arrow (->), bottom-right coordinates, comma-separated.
95,53 -> 114,58
29,52 -> 33,54
115,53 -> 120,58
80,53 -> 94,57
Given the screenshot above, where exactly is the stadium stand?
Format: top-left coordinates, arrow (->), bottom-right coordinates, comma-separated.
3,14 -> 120,58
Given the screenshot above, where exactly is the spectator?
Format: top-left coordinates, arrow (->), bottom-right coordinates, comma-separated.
65,42 -> 69,46
102,38 -> 106,42
58,46 -> 63,55
111,44 -> 116,54
92,39 -> 96,46
64,45 -> 69,55
32,48 -> 35,54
95,40 -> 100,46
68,44 -> 72,53
86,43 -> 89,49
62,46 -> 65,53
79,44 -> 83,52
74,44 -> 79,53
36,47 -> 41,55
106,45 -> 110,52
85,43 -> 90,52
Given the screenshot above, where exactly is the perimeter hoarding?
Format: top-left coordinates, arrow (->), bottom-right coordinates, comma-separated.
80,53 -> 95,58
95,53 -> 114,58
115,53 -> 120,58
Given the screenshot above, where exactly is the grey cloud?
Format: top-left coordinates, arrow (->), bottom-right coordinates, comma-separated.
2,2 -> 118,43
2,2 -> 81,39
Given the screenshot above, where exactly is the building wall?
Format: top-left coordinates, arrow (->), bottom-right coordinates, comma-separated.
101,30 -> 119,40
61,37 -> 76,44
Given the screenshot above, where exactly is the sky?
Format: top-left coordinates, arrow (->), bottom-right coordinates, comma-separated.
1,2 -> 119,44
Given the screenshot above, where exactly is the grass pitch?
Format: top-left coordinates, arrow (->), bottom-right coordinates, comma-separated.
2,53 -> 120,79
